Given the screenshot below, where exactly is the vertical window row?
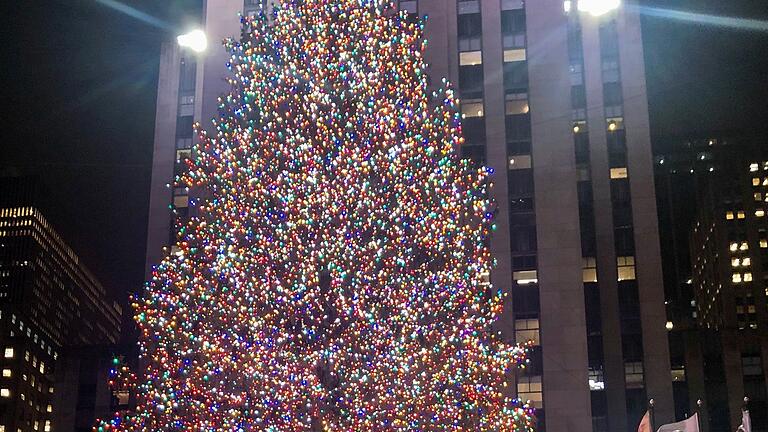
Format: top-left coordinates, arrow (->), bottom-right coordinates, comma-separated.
457,0 -> 486,166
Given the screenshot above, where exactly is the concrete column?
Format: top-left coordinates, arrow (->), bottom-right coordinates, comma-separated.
528,1 -> 592,430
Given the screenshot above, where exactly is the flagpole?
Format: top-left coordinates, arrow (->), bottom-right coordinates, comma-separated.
696,399 -> 704,432
649,398 -> 656,432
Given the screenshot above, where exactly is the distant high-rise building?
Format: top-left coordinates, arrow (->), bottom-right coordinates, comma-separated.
656,136 -> 768,432
0,176 -> 122,432
145,1 -> 674,430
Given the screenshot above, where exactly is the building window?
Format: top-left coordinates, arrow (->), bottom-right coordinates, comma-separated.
617,256 -> 636,281
399,0 -> 417,14
0,389 -> 9,398
737,210 -> 746,219
671,367 -> 686,382
461,99 -> 484,118
1,369 -> 9,378
513,270 -> 538,285
583,257 -> 598,282
504,48 -> 527,62
756,209 -> 765,217
589,368 -> 605,390
3,348 -> 12,359
607,117 -> 624,131
515,319 -> 540,345
509,155 -> 532,170
503,61 -> 528,92
505,93 -> 529,115
625,362 -> 644,389
610,167 -> 627,179
517,376 -> 543,408
501,8 -> 526,47
742,355 -> 763,376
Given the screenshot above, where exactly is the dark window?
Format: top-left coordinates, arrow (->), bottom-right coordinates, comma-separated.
511,225 -> 537,252
512,283 -> 540,318
179,58 -> 197,93
607,130 -> 627,167
503,61 -> 529,92
508,169 -> 534,197
457,13 -> 482,38
575,132 -> 590,164
461,145 -> 485,166
508,139 -> 531,156
176,116 -> 194,138
501,9 -> 526,35
571,85 -> 587,108
603,82 -> 623,106
462,117 -> 486,144
506,113 -> 531,142
459,64 -> 484,95
615,227 -> 635,255
512,255 -> 537,270
599,21 -> 619,59
568,22 -> 583,61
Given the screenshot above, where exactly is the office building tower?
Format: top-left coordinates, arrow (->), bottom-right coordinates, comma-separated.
656,136 -> 767,432
0,177 -> 122,432
145,1 -> 673,430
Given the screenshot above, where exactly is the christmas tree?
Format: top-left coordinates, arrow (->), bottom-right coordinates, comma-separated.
98,0 -> 535,430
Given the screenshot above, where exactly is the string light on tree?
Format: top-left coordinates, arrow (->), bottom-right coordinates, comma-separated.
97,0 -> 535,429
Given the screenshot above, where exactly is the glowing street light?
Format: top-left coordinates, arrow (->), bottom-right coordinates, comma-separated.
177,29 -> 208,53
572,0 -> 621,16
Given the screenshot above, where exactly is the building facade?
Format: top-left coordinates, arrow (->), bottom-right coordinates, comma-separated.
0,177 -> 123,432
656,136 -> 768,432
145,0 -> 673,430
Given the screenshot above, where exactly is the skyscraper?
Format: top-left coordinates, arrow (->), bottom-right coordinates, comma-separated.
145,1 -> 673,430
0,176 -> 123,432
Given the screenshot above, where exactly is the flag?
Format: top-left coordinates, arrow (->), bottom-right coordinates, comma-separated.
638,411 -> 652,432
656,413 -> 700,432
737,409 -> 751,432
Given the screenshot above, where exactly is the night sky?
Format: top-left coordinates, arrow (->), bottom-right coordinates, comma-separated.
1,0 -> 767,309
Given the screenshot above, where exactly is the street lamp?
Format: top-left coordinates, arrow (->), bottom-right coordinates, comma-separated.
177,29 -> 208,53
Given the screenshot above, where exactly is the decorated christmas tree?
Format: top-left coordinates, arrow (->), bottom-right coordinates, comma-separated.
98,0 -> 535,429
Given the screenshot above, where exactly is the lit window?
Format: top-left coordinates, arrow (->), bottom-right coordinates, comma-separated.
517,376 -> 543,408
617,256 -> 636,281
588,369 -> 605,390
726,211 -> 734,220
515,319 -> 540,345
671,367 -> 686,382
743,257 -> 751,266
461,99 -> 484,118
2,369 -> 10,378
756,209 -> 765,217
503,48 -> 526,62
509,155 -> 532,170
753,177 -> 761,186
750,163 -> 759,172
513,270 -> 538,285
38,362 -> 44,374
737,211 -> 746,219
505,92 -> 529,115
459,50 -> 482,66
610,167 -> 628,179
583,257 -> 597,283
740,241 -> 749,251
46,404 -> 52,413
732,258 -> 740,267
755,193 -> 763,201
3,348 -> 12,359
173,195 -> 189,208
607,117 -> 624,131
44,421 -> 51,432
0,389 -> 9,398
733,273 -> 743,283
761,239 -> 768,248
744,273 -> 753,282
730,242 -> 739,252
